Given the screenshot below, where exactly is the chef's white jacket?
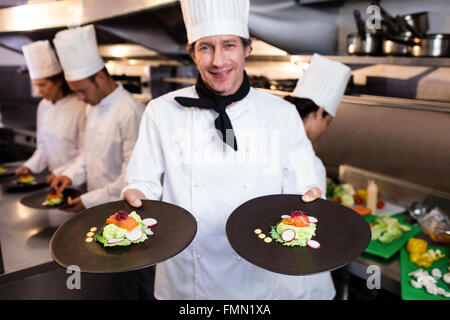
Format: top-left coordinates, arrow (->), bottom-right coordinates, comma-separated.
24,94 -> 86,175
124,86 -> 336,300
62,84 -> 144,209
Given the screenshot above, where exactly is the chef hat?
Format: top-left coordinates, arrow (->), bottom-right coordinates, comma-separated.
180,0 -> 250,44
292,54 -> 351,117
53,24 -> 104,81
22,40 -> 62,80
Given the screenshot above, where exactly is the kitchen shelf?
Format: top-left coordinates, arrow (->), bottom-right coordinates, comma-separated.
290,55 -> 450,67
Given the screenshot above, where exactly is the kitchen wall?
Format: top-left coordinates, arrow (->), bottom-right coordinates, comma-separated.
315,102 -> 450,195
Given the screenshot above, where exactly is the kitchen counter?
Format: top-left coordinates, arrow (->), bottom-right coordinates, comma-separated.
0,165 -> 140,299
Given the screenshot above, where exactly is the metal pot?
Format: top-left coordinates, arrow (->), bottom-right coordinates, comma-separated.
401,12 -> 429,37
383,34 -> 420,56
347,32 -> 383,56
411,34 -> 450,57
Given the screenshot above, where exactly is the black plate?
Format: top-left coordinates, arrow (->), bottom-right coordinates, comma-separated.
50,200 -> 197,273
226,194 -> 371,276
1,172 -> 48,192
20,188 -> 83,210
0,163 -> 18,179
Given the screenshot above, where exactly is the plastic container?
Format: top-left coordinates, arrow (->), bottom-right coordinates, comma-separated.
418,207 -> 450,243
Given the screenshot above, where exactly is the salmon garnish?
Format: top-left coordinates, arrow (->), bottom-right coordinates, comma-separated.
106,210 -> 139,231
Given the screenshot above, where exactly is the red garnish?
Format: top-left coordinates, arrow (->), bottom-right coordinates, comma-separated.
283,211 -> 310,227
115,210 -> 129,220
290,211 -> 305,218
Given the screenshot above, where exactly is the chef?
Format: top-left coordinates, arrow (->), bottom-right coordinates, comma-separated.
16,40 -> 86,183
122,0 -> 334,299
50,24 -> 144,212
284,54 -> 351,192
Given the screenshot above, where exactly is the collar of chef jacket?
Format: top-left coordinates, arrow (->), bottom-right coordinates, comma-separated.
98,83 -> 123,109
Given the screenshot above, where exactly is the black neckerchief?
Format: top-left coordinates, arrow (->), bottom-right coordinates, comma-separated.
174,71 -> 251,151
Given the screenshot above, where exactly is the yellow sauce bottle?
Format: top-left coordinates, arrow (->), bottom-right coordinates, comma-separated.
366,180 -> 378,215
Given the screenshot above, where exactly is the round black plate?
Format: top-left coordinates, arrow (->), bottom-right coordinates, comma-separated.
0,163 -> 17,179
20,188 -> 82,210
1,172 -> 48,192
50,200 -> 197,273
226,194 -> 371,276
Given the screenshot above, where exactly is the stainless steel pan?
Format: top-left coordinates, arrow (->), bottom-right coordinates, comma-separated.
347,32 -> 383,56
411,34 -> 450,57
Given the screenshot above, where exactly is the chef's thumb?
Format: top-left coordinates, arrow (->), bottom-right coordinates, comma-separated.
124,191 -> 142,208
302,187 -> 322,202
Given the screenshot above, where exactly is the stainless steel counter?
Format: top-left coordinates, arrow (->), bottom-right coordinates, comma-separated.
0,186 -> 76,275
0,171 -> 142,299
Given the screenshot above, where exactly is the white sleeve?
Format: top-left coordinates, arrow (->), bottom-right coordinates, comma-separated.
52,104 -> 87,176
81,106 -> 143,208
121,102 -> 165,201
282,106 -> 325,197
24,101 -> 48,173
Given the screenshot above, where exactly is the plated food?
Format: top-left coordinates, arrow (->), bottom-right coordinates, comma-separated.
42,189 -> 64,206
269,211 -> 320,248
17,174 -> 35,184
94,210 -> 157,247
0,165 -> 5,175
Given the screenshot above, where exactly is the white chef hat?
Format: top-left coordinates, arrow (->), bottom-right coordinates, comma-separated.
180,0 -> 250,44
53,24 -> 104,81
292,54 -> 351,117
22,40 -> 62,80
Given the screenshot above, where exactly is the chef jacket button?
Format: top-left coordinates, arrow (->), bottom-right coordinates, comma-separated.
246,147 -> 250,152
242,184 -> 248,189
194,183 -> 199,188
196,254 -> 201,259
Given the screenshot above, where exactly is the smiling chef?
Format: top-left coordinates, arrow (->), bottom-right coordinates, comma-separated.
122,0 -> 335,299
50,25 -> 144,212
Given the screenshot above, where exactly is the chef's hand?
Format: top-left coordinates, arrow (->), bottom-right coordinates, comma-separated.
122,189 -> 148,208
50,175 -> 72,193
64,196 -> 85,213
46,173 -> 55,184
301,187 -> 322,202
15,166 -> 31,176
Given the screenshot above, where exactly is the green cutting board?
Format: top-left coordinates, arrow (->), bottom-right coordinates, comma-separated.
400,246 -> 449,300
363,215 -> 422,259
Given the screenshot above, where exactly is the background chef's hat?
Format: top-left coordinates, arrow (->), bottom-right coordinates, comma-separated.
53,24 -> 104,81
22,40 -> 62,80
180,0 -> 250,44
292,54 -> 351,117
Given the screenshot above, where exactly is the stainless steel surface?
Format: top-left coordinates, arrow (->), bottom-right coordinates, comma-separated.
0,180 -> 76,274
0,0 -> 177,32
409,202 -> 428,220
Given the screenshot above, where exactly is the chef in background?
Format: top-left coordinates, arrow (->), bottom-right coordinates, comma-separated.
284,53 -> 351,192
50,24 -> 144,212
16,40 -> 86,183
122,0 -> 333,300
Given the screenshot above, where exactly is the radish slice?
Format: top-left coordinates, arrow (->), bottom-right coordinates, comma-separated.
145,229 -> 154,236
307,240 -> 321,249
281,229 -> 296,242
142,218 -> 158,227
281,215 -> 290,219
307,216 -> 318,223
107,238 -> 124,244
126,228 -> 143,241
